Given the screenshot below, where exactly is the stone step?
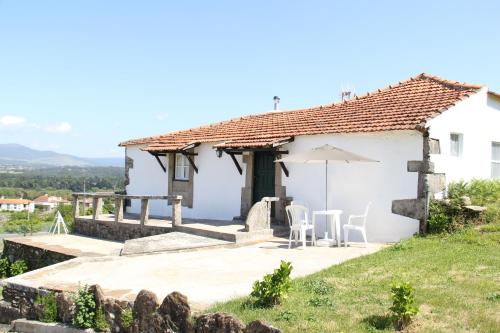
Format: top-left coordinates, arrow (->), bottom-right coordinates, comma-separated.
121,232 -> 231,255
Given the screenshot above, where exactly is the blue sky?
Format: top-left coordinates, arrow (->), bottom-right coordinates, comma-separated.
0,0 -> 499,157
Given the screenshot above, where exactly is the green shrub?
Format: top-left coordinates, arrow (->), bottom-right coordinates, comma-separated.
120,308 -> 134,329
94,306 -> 110,332
303,279 -> 333,295
390,281 -> 418,330
428,179 -> 500,234
72,285 -> 96,329
251,260 -> 293,307
10,260 -> 28,276
308,295 -> 334,307
0,258 -> 10,278
35,292 -> 58,323
448,179 -> 500,224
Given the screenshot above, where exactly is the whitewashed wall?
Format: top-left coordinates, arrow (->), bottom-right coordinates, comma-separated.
125,143 -> 246,220
282,131 -> 422,242
125,131 -> 422,242
125,146 -> 169,216
428,89 -> 500,183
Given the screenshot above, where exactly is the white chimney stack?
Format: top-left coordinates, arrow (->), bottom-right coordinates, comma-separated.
273,96 -> 280,111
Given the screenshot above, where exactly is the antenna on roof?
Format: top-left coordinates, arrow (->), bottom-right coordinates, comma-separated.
340,84 -> 355,102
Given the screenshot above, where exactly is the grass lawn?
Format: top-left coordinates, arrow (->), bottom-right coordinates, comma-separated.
208,224 -> 500,332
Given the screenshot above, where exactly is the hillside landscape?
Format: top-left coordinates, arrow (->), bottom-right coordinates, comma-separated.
0,143 -> 123,168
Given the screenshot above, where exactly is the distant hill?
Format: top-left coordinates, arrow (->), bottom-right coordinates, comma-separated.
0,143 -> 123,167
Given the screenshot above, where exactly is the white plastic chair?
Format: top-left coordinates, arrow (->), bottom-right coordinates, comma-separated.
285,204 -> 316,248
343,202 -> 371,247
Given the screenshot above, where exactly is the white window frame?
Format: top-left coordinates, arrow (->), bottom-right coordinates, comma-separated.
450,133 -> 463,157
174,153 -> 190,181
492,142 -> 500,179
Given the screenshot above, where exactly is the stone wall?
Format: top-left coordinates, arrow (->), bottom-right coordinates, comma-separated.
2,239 -> 74,271
74,218 -> 172,242
0,283 -> 281,333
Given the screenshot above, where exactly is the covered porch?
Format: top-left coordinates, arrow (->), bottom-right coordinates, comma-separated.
71,192 -> 286,243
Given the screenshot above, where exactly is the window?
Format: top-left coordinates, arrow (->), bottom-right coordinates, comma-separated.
492,142 -> 500,179
450,133 -> 463,157
174,153 -> 190,180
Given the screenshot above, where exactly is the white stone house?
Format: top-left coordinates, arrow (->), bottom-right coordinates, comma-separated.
119,74 -> 500,242
33,194 -> 70,210
0,198 -> 35,213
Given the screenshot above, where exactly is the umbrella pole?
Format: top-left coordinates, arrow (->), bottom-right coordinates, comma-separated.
325,160 -> 328,211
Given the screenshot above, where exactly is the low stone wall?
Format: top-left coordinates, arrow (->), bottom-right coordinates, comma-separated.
0,283 -> 282,333
74,218 -> 172,242
3,239 -> 75,271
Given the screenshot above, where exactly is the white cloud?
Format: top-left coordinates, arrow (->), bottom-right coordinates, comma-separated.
45,122 -> 72,133
156,112 -> 168,121
0,115 -> 26,126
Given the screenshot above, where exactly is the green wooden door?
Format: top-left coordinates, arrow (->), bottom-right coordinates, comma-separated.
253,151 -> 276,204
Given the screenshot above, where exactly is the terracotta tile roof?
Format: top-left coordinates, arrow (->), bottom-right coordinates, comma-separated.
33,194 -> 69,203
119,73 -> 484,151
0,198 -> 32,205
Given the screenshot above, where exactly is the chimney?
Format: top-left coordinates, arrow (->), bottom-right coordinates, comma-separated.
273,96 -> 280,111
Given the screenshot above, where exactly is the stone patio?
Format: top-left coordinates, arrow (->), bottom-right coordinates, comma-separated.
4,237 -> 385,310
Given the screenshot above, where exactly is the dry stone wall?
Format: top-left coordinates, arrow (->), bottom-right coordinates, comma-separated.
74,218 -> 172,242
3,239 -> 74,270
0,283 -> 281,333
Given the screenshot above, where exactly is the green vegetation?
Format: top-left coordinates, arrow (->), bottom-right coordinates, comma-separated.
428,179 -> 499,233
390,281 -> 418,330
10,260 -> 28,276
250,261 -> 293,308
0,166 -> 124,193
0,205 -> 75,234
72,285 -> 96,329
35,292 -> 58,323
120,308 -> 134,329
0,258 -> 9,278
209,223 -> 500,332
94,306 -> 110,332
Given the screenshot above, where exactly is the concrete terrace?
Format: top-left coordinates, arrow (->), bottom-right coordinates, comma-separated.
4,237 -> 385,310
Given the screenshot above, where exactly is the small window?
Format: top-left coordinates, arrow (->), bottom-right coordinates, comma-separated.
174,153 -> 190,180
450,133 -> 463,157
492,142 -> 500,179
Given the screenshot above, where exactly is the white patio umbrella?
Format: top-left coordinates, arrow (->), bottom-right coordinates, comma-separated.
275,144 -> 379,212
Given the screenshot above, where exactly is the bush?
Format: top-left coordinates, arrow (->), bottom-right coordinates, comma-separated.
72,285 -> 96,329
251,260 -> 292,307
120,308 -> 134,329
35,292 -> 58,323
390,281 -> 418,330
428,179 -> 500,233
448,179 -> 500,224
303,279 -> 333,295
94,306 -> 110,332
0,258 -> 10,278
10,260 -> 28,276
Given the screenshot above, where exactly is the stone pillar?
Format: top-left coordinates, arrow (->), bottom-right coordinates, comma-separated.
92,197 -> 103,221
72,196 -> 80,218
171,196 -> 182,226
114,197 -> 124,222
140,198 -> 149,226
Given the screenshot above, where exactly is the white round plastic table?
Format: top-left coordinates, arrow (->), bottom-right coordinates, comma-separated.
312,209 -> 343,247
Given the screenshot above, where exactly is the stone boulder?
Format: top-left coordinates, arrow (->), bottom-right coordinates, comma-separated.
103,298 -> 132,333
195,313 -> 245,333
89,284 -> 106,310
159,291 -> 191,333
132,289 -> 160,333
245,320 -> 281,333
